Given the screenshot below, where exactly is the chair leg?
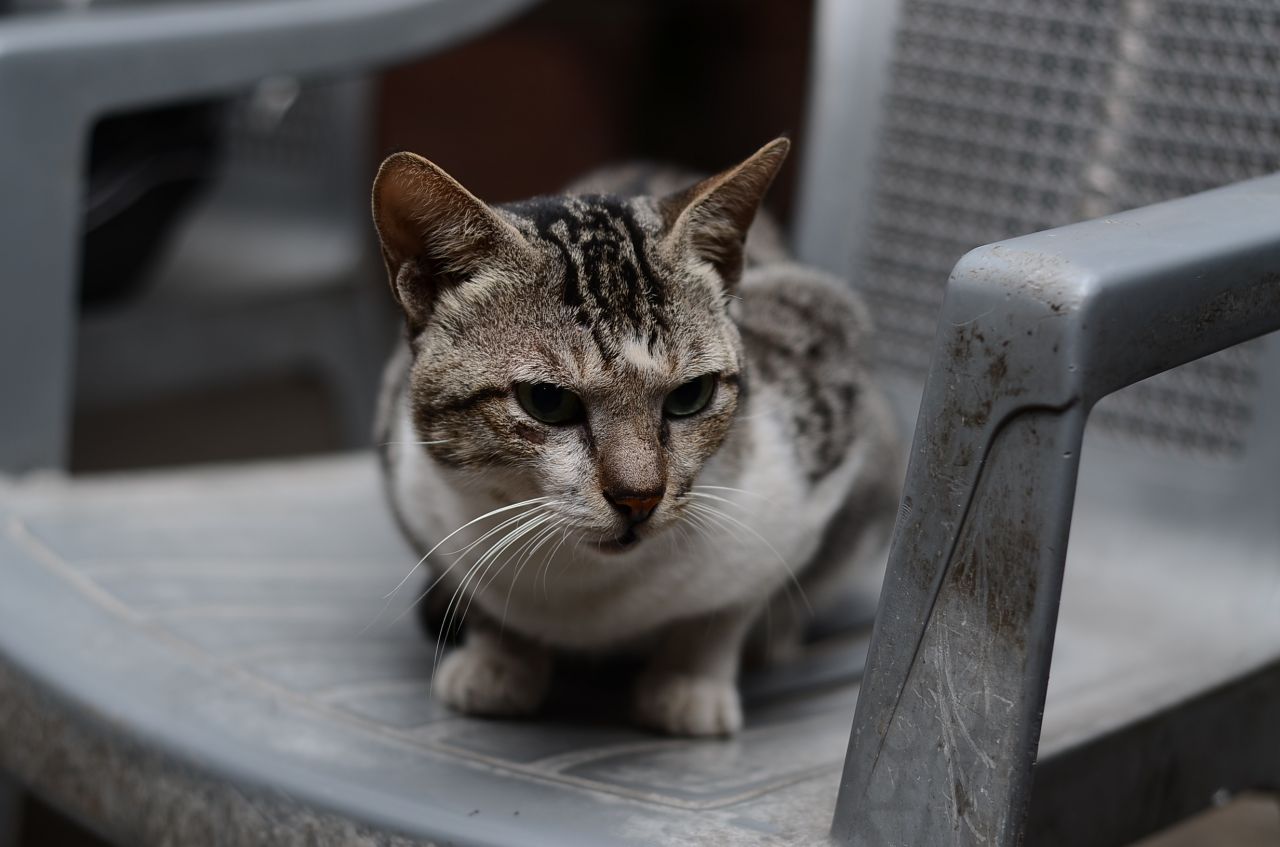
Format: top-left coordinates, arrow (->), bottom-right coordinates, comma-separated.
0,83 -> 86,472
832,269 -> 1089,846
0,771 -> 23,847
320,283 -> 395,449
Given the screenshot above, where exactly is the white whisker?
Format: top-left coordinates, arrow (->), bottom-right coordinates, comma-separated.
500,519 -> 566,632
442,505 -> 550,558
466,511 -> 558,616
382,496 -> 551,600
686,501 -> 812,614
692,484 -> 771,502
366,497 -> 550,636
428,510 -> 552,680
540,522 -> 575,588
379,439 -> 451,446
688,490 -> 757,514
454,512 -> 553,627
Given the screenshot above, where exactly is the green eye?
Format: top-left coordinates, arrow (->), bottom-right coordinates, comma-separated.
515,382 -> 583,425
663,374 -> 716,417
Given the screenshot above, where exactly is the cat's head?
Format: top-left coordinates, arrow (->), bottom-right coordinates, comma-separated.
373,139 -> 788,553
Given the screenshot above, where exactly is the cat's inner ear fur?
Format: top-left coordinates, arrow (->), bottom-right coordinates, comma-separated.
372,152 -> 529,331
661,137 -> 790,290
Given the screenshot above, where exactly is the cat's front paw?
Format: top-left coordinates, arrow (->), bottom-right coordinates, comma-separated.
634,673 -> 743,736
434,643 -> 549,716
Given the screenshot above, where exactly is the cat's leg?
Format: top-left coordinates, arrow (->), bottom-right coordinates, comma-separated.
634,604 -> 760,736
748,428 -> 902,667
748,498 -> 895,666
434,617 -> 551,716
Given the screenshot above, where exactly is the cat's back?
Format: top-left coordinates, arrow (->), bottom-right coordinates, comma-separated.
736,264 -> 882,485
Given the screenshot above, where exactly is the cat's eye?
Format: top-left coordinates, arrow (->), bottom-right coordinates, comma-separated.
515,382 -> 584,425
663,374 -> 716,418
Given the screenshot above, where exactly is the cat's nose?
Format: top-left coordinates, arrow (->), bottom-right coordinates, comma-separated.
603,488 -> 665,523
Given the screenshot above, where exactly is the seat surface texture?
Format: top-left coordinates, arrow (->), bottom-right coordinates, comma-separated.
0,453 -> 1276,846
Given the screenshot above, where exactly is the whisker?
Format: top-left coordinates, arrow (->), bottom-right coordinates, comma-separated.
430,558 -> 488,687
732,400 -> 786,422
673,522 -> 698,558
681,506 -> 719,538
428,511 -> 550,681
452,511 -> 552,623
542,520 -> 593,596
365,500 -> 550,634
379,439 -> 452,446
538,522 -> 576,594
469,511 -> 559,612
442,506 -> 548,558
500,519 -> 566,632
684,498 -> 803,614
692,484 -> 771,502
495,519 -> 561,597
687,502 -> 812,614
382,496 -> 552,600
688,490 -> 758,515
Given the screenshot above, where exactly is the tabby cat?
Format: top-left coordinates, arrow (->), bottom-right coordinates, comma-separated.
373,139 -> 900,736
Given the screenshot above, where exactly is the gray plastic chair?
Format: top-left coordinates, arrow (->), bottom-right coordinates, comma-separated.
76,75 -> 392,447
796,1 -> 1280,844
0,0 -> 535,473
2,1 -> 1279,846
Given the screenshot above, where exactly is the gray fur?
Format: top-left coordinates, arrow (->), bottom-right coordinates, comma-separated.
372,139 -> 902,736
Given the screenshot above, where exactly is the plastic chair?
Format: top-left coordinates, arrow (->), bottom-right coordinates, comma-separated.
75,76 -> 391,448
797,1 -> 1280,843
0,0 -> 535,472
2,1 -> 1279,846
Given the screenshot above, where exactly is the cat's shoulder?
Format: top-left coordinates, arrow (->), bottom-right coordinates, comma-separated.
735,263 -> 873,368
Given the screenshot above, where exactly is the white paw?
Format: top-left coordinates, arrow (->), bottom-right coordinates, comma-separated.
434,645 -> 548,716
634,674 -> 743,736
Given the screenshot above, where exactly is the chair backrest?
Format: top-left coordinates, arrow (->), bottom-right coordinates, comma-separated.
796,0 -> 1280,532
218,76 -> 370,220
136,75 -> 375,303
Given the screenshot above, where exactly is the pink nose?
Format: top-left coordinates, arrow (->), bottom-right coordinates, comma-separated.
604,490 -> 664,523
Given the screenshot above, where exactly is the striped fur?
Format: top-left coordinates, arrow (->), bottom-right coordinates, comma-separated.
372,139 -> 901,735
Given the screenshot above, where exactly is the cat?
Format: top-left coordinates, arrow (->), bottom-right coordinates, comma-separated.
372,138 -> 902,736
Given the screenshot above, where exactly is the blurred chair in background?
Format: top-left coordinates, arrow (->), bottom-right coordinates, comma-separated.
8,0 -> 391,457
76,77 -> 390,452
0,0 -> 533,473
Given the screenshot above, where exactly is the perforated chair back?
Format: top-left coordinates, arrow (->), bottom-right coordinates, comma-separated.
797,0 -> 1280,537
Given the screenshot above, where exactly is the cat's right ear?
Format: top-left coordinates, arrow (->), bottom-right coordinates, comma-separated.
372,152 -> 527,331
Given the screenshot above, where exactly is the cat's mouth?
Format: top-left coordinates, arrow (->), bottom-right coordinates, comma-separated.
595,527 -> 643,554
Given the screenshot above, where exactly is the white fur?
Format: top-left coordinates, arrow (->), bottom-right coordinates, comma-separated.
619,334 -> 666,377
634,674 -> 742,735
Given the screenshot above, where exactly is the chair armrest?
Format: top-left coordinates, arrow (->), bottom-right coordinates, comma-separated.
954,172 -> 1280,406
834,173 -> 1280,846
0,0 -> 535,114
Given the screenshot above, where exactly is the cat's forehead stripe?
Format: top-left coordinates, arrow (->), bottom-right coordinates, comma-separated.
506,194 -> 668,351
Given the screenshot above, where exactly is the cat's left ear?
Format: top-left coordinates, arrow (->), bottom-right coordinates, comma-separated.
661,137 -> 790,290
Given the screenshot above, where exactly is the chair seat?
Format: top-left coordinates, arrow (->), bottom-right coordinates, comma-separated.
0,453 -> 1276,845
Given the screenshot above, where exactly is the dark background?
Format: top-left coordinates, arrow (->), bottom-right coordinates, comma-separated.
377,0 -> 813,214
